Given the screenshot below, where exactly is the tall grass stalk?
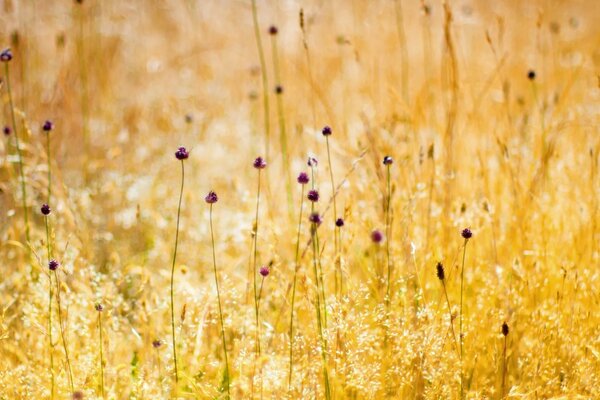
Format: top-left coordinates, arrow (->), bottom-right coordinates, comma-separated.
324,133 -> 341,297
384,160 -> 393,308
54,266 -> 75,394
208,200 -> 231,398
44,214 -> 55,400
459,231 -> 471,399
96,305 -> 105,399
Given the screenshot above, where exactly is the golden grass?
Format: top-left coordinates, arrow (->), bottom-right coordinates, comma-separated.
1,1 -> 600,398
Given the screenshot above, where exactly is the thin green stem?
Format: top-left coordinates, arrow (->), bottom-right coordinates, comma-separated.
325,136 -> 340,297
45,216 -> 55,400
170,160 -> 185,385
252,169 -> 262,399
288,185 -> 305,391
5,63 -> 30,245
501,335 -> 507,399
55,270 -> 75,394
441,280 -> 459,356
46,132 -> 52,204
209,204 -> 230,398
385,164 -> 392,308
459,239 -> 469,399
250,0 -> 270,160
98,311 -> 105,399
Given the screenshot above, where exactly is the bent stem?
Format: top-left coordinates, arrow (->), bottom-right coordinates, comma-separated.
170,160 -> 185,385
209,204 -> 231,398
441,280 -> 459,356
288,185 -> 306,390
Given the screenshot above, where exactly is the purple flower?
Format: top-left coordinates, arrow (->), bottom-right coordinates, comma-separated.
42,120 -> 53,132
3,126 -> 10,136
275,85 -> 283,94
152,339 -> 162,348
461,228 -> 473,239
297,172 -> 309,185
307,157 -> 318,167
253,156 -> 267,169
527,70 -> 536,80
436,262 -> 445,280
383,156 -> 393,165
95,303 -> 104,312
335,217 -> 344,227
371,229 -> 384,244
259,266 -> 270,277
175,147 -> 189,160
0,48 -> 12,62
309,212 -> 322,225
49,259 -> 60,271
322,126 -> 332,136
269,25 -> 278,35
205,190 -> 218,204
41,204 -> 51,216
307,189 -> 319,202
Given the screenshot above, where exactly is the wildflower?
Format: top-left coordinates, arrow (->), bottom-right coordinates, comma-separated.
309,212 -> 322,225
371,229 -> 383,243
260,266 -> 270,277
436,262 -> 445,280
72,391 -> 84,400
527,70 -> 536,80
461,228 -> 473,239
297,172 -> 309,184
152,339 -> 162,348
383,156 -> 393,165
253,156 -> 267,169
275,85 -> 283,94
502,322 -> 509,336
269,25 -> 278,35
0,48 -> 12,62
95,303 -> 104,312
41,204 -> 51,216
3,126 -> 10,135
205,191 -> 218,204
42,120 -> 53,132
307,157 -> 318,167
307,189 -> 319,202
175,147 -> 189,160
335,218 -> 344,227
49,259 -> 59,271
322,126 -> 332,136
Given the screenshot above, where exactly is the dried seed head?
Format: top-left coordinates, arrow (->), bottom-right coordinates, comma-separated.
175,147 -> 189,160
371,229 -> 384,244
297,172 -> 310,185
527,70 -> 536,80
205,190 -> 218,204
307,189 -> 319,202
41,204 -> 51,216
152,339 -> 162,348
275,85 -> 283,94
461,228 -> 473,239
436,262 -> 445,280
95,303 -> 104,312
502,321 -> 509,336
253,156 -> 267,169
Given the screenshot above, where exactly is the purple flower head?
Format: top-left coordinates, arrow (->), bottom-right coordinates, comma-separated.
275,85 -> 283,94
253,156 -> 267,169
297,172 -> 309,185
502,322 -> 509,336
322,125 -> 332,136
95,303 -> 104,312
3,126 -> 10,136
335,217 -> 345,227
309,212 -> 322,225
461,228 -> 473,240
175,147 -> 189,160
307,189 -> 319,202
41,204 -> 51,216
49,259 -> 60,271
436,262 -> 445,280
371,229 -> 384,244
269,25 -> 278,35
527,70 -> 536,80
0,48 -> 12,62
383,156 -> 393,165
205,190 -> 218,204
152,339 -> 162,348
259,266 -> 270,277
307,157 -> 318,167
42,120 -> 53,132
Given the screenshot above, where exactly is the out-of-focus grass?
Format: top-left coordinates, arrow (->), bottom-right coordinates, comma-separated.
1,1 -> 600,398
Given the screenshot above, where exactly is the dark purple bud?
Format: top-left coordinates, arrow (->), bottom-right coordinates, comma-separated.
259,266 -> 270,277
307,189 -> 319,202
297,172 -> 309,185
527,70 -> 536,80
461,228 -> 473,239
322,126 -> 332,136
371,229 -> 384,244
95,303 -> 104,312
269,25 -> 278,35
275,85 -> 283,94
41,204 -> 51,216
205,190 -> 218,204
335,218 -> 344,227
42,120 -> 53,132
307,157 -> 318,167
253,156 -> 267,169
49,259 -> 60,271
383,156 -> 393,165
175,147 -> 189,160
3,126 -> 10,136
502,322 -> 509,336
309,212 -> 322,225
0,48 -> 12,62
436,262 -> 445,280
152,339 -> 162,348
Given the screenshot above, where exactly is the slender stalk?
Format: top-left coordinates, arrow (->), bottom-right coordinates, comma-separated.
252,168 -> 263,398
98,310 -> 105,399
501,335 -> 507,399
209,204 -> 230,398
45,216 -> 55,400
459,238 -> 469,399
250,0 -> 270,159
55,269 -> 75,394
170,160 -> 185,385
384,163 -> 392,308
46,132 -> 52,204
4,62 -> 30,244
441,280 -> 459,356
288,185 -> 305,390
393,0 -> 409,103
324,136 -> 340,297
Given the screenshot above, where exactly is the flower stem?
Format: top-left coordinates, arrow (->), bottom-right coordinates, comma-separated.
325,136 -> 341,297
45,216 -> 55,400
250,0 -> 270,160
459,238 -> 469,399
98,310 -> 105,399
385,163 -> 392,308
170,160 -> 185,385
252,169 -> 262,398
46,131 -> 52,205
209,204 -> 230,398
55,270 -> 75,394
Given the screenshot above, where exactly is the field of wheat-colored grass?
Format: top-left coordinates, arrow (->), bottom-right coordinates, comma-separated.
1,1 -> 600,399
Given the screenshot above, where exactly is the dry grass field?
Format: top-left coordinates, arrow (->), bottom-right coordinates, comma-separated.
1,0 -> 600,399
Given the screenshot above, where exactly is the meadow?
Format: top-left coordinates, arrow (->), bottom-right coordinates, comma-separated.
1,0 -> 600,399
